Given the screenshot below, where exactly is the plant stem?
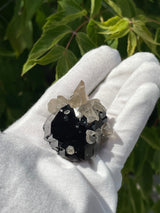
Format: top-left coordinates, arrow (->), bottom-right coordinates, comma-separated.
66,20 -> 88,50
148,18 -> 160,25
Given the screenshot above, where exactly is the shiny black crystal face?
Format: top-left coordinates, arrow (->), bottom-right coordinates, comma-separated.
48,104 -> 107,161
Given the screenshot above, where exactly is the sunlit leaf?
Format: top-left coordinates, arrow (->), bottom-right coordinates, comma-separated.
106,28 -> 130,39
29,25 -> 71,59
100,18 -> 129,34
76,32 -> 96,55
101,18 -> 130,39
127,31 -> 137,56
96,16 -> 121,29
22,25 -> 72,75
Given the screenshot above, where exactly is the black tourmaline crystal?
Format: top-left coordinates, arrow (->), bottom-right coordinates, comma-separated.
44,104 -> 107,161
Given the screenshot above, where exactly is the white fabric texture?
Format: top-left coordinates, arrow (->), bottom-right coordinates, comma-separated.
0,46 -> 160,213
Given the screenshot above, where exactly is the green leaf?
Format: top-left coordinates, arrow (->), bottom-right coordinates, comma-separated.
100,18 -> 130,39
76,32 -> 96,55
56,49 -> 77,79
37,45 -> 66,65
146,28 -> 160,58
133,20 -> 160,45
101,18 -> 129,34
115,0 -> 137,18
157,99 -> 160,120
135,15 -> 149,23
35,9 -> 46,28
61,9 -> 87,24
22,25 -> 72,75
6,17 -> 33,55
128,178 -> 145,213
87,19 -> 98,44
127,31 -> 137,56
96,16 -> 121,29
30,25 -> 71,59
0,98 -> 5,116
107,38 -> 118,49
5,0 -> 43,55
105,28 -> 130,39
145,41 -> 160,58
141,127 -> 160,150
150,150 -> 160,173
44,9 -> 87,31
58,0 -> 82,14
0,48 -> 16,57
22,60 -> 37,75
152,200 -> 160,213
117,185 -> 130,213
43,11 -> 65,31
139,162 -> 153,195
90,0 -> 102,17
104,0 -> 122,16
24,0 -> 43,22
122,150 -> 134,176
133,139 -> 149,178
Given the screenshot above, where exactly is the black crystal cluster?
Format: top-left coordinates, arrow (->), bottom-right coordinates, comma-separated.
44,104 -> 107,161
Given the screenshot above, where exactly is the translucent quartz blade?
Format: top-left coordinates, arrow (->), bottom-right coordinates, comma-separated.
78,99 -> 106,123
102,121 -> 113,138
48,96 -> 68,114
69,80 -> 88,108
92,99 -> 106,114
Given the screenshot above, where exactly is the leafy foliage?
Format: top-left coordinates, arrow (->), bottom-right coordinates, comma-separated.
19,0 -> 160,77
0,0 -> 160,213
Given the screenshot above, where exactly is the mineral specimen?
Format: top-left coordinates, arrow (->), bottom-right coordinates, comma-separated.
43,81 -> 112,161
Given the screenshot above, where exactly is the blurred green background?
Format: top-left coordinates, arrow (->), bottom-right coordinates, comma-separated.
0,0 -> 160,212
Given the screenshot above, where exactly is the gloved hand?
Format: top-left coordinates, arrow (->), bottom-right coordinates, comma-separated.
0,46 -> 160,213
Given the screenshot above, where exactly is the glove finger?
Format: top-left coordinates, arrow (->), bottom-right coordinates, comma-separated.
98,83 -> 160,190
91,52 -> 159,109
107,61 -> 160,120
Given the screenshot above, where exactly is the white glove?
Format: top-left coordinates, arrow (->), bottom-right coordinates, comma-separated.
0,46 -> 160,213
